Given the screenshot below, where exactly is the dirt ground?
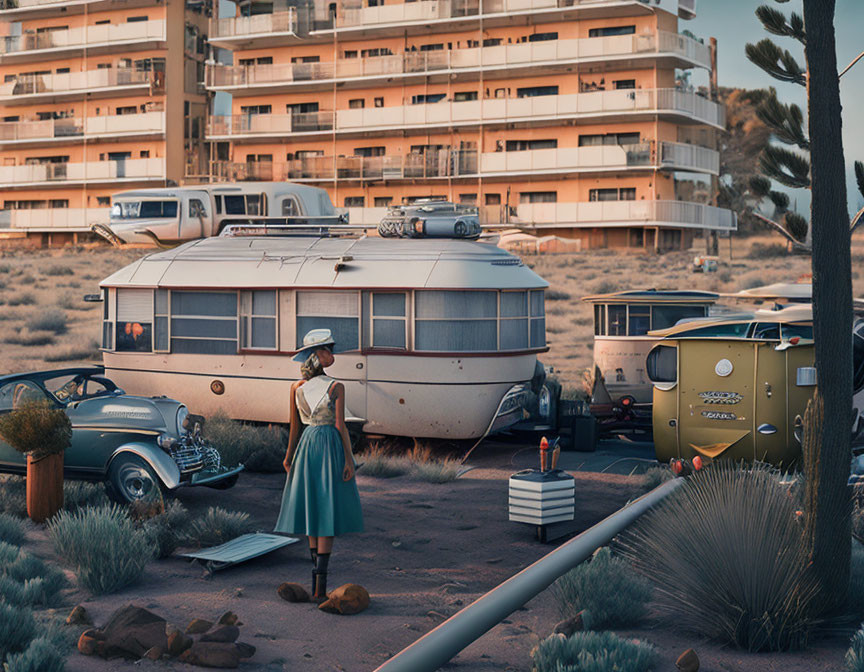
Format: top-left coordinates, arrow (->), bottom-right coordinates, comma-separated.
18,443 -> 851,672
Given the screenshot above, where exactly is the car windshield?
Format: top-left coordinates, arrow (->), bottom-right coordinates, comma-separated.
43,374 -> 116,403
0,381 -> 49,411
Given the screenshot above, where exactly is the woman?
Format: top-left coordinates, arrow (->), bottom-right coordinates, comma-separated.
275,328 -> 364,602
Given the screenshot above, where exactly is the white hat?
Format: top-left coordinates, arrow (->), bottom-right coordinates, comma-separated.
293,328 -> 336,361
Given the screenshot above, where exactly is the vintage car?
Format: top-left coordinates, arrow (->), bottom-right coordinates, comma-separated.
0,367 -> 243,503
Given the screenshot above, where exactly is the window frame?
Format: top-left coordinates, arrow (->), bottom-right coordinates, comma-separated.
240,290 -> 279,352
169,290 -> 239,355
370,291 -> 408,350
295,290 -> 361,353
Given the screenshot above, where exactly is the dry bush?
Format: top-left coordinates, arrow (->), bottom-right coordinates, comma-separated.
531,631 -> 659,672
6,293 -> 35,307
748,242 -> 788,259
25,311 -> 66,335
44,341 -> 101,363
42,265 -> 73,277
182,506 -> 254,548
3,331 -> 54,347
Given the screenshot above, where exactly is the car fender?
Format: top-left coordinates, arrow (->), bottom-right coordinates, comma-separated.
109,443 -> 182,490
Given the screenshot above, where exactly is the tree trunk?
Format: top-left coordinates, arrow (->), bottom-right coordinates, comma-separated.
26,453 -> 64,523
802,0 -> 853,610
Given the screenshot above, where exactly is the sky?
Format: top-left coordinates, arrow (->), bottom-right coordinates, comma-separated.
688,0 -> 864,212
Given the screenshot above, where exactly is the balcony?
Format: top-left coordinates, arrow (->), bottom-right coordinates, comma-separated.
507,200 -> 736,231
0,158 -> 166,188
0,20 -> 166,63
206,31 -> 711,94
207,141 -> 718,183
0,112 -> 166,147
0,207 -> 110,232
209,9 -> 301,48
0,68 -> 159,104
208,89 -> 724,142
0,0 -> 155,19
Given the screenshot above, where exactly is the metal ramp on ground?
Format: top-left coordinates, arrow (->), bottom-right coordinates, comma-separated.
180,533 -> 299,572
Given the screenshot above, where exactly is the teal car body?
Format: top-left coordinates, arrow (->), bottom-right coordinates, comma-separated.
0,366 -> 242,501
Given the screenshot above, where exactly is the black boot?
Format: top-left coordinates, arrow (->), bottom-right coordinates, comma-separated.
313,552 -> 330,602
309,546 -> 318,566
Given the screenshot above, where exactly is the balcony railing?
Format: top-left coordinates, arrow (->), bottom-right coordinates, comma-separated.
208,89 -> 724,140
0,158 -> 165,187
0,112 -> 165,144
0,207 -> 110,231
0,20 -> 165,56
210,9 -> 299,40
207,142 -> 718,183
508,200 -> 736,231
206,30 -> 710,90
0,68 -> 158,100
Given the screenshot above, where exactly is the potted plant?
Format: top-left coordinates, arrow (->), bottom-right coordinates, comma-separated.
0,400 -> 71,522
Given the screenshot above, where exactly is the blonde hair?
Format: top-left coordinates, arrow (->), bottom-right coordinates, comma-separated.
300,351 -> 325,380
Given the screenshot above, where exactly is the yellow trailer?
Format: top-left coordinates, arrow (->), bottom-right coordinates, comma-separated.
648,306 -> 817,466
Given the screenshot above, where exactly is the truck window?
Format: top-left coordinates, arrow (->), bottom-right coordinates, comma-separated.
189,198 -> 207,218
282,197 -> 300,216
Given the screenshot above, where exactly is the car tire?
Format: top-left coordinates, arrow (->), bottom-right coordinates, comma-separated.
204,474 -> 239,490
107,453 -> 165,505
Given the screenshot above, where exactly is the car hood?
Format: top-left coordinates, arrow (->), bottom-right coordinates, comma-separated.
69,395 -> 184,436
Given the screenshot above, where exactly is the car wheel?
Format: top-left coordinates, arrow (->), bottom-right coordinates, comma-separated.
204,474 -> 239,490
107,454 -> 164,504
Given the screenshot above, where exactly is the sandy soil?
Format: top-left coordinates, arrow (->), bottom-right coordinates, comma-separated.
18,446 -> 850,672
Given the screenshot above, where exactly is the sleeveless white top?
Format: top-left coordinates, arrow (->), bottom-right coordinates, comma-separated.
296,375 -> 337,426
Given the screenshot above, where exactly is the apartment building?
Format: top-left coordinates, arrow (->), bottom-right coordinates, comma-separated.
0,0 -> 209,244
204,0 -> 735,250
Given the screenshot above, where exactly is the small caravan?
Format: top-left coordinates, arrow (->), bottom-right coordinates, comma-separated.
648,305 -> 864,466
581,290 -> 719,403
98,230 -> 549,440
96,183 -> 341,246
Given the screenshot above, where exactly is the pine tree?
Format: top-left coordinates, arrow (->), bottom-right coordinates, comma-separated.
747,0 -> 856,610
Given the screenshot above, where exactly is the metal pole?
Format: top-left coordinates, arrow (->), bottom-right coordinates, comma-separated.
374,477 -> 684,672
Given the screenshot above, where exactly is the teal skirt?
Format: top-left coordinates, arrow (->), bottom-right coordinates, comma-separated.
274,425 -> 364,537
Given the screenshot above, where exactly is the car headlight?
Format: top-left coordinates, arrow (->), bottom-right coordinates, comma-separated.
538,386 -> 551,419
454,220 -> 467,237
176,406 -> 189,435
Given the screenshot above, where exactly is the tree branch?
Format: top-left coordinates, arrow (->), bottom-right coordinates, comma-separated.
752,211 -> 800,244
851,207 -> 864,235
839,50 -> 864,79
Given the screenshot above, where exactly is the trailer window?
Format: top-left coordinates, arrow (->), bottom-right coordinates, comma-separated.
628,305 -> 651,336
371,292 -> 406,349
115,288 -> 153,352
241,290 -> 277,350
282,197 -> 300,217
154,289 -> 169,352
593,304 -> 605,336
530,290 -> 545,348
647,345 -> 677,383
170,291 -> 238,355
652,304 -> 707,330
500,291 -> 528,350
415,291 -> 497,352
111,200 -> 178,219
296,291 -> 359,352
101,288 -> 113,350
607,304 -> 627,336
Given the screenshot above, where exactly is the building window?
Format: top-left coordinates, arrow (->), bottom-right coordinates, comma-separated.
116,288 -> 153,352
519,192 -> 557,203
411,93 -> 446,105
374,196 -> 392,207
579,132 -> 641,147
296,291 -> 359,352
170,291 -> 238,355
459,193 -> 477,205
588,25 -> 636,37
344,196 -> 365,207
96,197 -> 110,207
516,86 -> 558,98
127,15 -> 148,22
374,97 -> 384,107
241,290 -> 277,350
589,187 -> 636,201
349,98 -> 365,109
140,150 -> 150,158
482,37 -> 501,47
454,91 -> 478,102
354,147 -> 385,157
525,31 -> 558,42
343,50 -> 358,59
361,47 -> 392,57
505,139 -> 557,151
419,43 -> 444,51
485,193 -> 501,206
613,79 -> 636,90
371,292 -> 406,349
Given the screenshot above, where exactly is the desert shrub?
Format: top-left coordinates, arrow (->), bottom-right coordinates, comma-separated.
42,265 -> 74,277
0,477 -> 26,518
640,466 -> 673,492
4,636 -> 65,672
531,631 -> 659,672
142,501 -> 191,558
410,459 -> 461,483
0,264 -> 10,274
358,452 -> 411,478
0,513 -> 25,546
62,480 -> 109,512
546,289 -> 571,301
44,341 -> 101,363
182,507 -> 254,548
203,412 -> 285,472
46,505 -> 153,595
747,242 -> 788,259
55,293 -> 91,311
551,547 -> 652,629
0,602 -> 36,659
0,546 -> 67,609
591,279 -> 618,295
3,332 -> 54,347
0,401 -> 71,461
618,462 -> 820,652
6,293 -> 36,307
24,310 -> 66,335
